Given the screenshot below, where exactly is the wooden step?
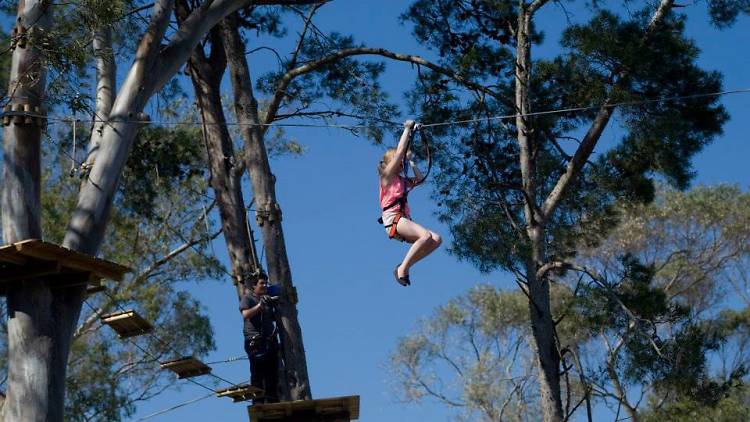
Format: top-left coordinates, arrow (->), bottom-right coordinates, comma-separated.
217,384 -> 264,402
160,356 -> 212,379
100,310 -> 153,338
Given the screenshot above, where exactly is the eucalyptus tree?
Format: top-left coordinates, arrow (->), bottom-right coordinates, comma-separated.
1,0 -> 320,420
400,1 -> 729,420
220,4 -> 407,398
389,285 -> 541,422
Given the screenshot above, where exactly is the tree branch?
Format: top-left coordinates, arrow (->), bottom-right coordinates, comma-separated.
540,0 -> 675,221
262,47 -> 506,135
149,0 -> 324,98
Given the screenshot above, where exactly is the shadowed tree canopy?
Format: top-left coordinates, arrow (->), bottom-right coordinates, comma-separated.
403,3 -> 728,274
708,0 -> 750,27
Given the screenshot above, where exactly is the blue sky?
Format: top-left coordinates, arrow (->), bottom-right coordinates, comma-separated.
109,1 -> 750,421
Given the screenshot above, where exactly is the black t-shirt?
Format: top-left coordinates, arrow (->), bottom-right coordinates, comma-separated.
239,293 -> 276,340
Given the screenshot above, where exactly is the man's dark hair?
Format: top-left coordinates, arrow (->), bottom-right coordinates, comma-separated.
247,272 -> 268,287
242,270 -> 268,289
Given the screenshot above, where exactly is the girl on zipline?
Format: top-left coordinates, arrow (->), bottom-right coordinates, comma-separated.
378,120 -> 442,286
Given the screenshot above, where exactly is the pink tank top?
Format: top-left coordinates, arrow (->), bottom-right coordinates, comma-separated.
379,176 -> 411,217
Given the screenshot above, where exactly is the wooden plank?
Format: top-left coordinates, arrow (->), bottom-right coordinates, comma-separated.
101,310 -> 153,338
249,396 -> 360,422
0,243 -> 27,265
217,384 -> 264,402
0,240 -> 129,289
160,356 -> 212,379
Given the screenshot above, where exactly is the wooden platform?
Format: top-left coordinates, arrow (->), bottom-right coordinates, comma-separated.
249,396 -> 360,422
160,356 -> 212,379
100,310 -> 153,338
0,239 -> 129,294
217,384 -> 264,402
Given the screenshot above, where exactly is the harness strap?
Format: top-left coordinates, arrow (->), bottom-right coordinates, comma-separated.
381,194 -> 408,215
384,213 -> 403,241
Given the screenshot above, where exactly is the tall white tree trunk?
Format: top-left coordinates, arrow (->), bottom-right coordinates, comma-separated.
0,2 -> 76,421
83,26 -> 117,170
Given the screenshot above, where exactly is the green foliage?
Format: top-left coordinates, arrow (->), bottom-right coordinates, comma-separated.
708,0 -> 750,27
121,125 -> 206,219
571,186 -> 750,418
642,384 -> 750,422
395,186 -> 750,420
582,185 -> 750,310
236,5 -> 286,38
569,254 -> 727,402
3,0 -> 150,112
402,0 -> 520,81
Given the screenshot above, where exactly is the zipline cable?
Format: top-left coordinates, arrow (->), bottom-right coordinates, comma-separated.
19,86 -> 749,130
418,87 -> 750,128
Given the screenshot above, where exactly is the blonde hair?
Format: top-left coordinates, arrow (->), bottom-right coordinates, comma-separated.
378,148 -> 398,176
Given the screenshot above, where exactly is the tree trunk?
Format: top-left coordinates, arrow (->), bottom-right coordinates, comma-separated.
220,15 -> 312,401
0,3 -> 81,421
526,230 -> 563,422
185,27 -> 259,289
514,5 -> 564,422
84,26 -> 117,170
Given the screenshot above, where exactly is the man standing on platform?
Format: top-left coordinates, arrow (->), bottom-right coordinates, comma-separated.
240,273 -> 280,403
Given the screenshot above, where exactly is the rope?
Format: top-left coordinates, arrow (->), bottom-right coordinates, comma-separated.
409,124 -> 432,187
419,87 -> 750,128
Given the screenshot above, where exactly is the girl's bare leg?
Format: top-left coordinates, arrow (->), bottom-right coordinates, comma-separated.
395,218 -> 442,278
